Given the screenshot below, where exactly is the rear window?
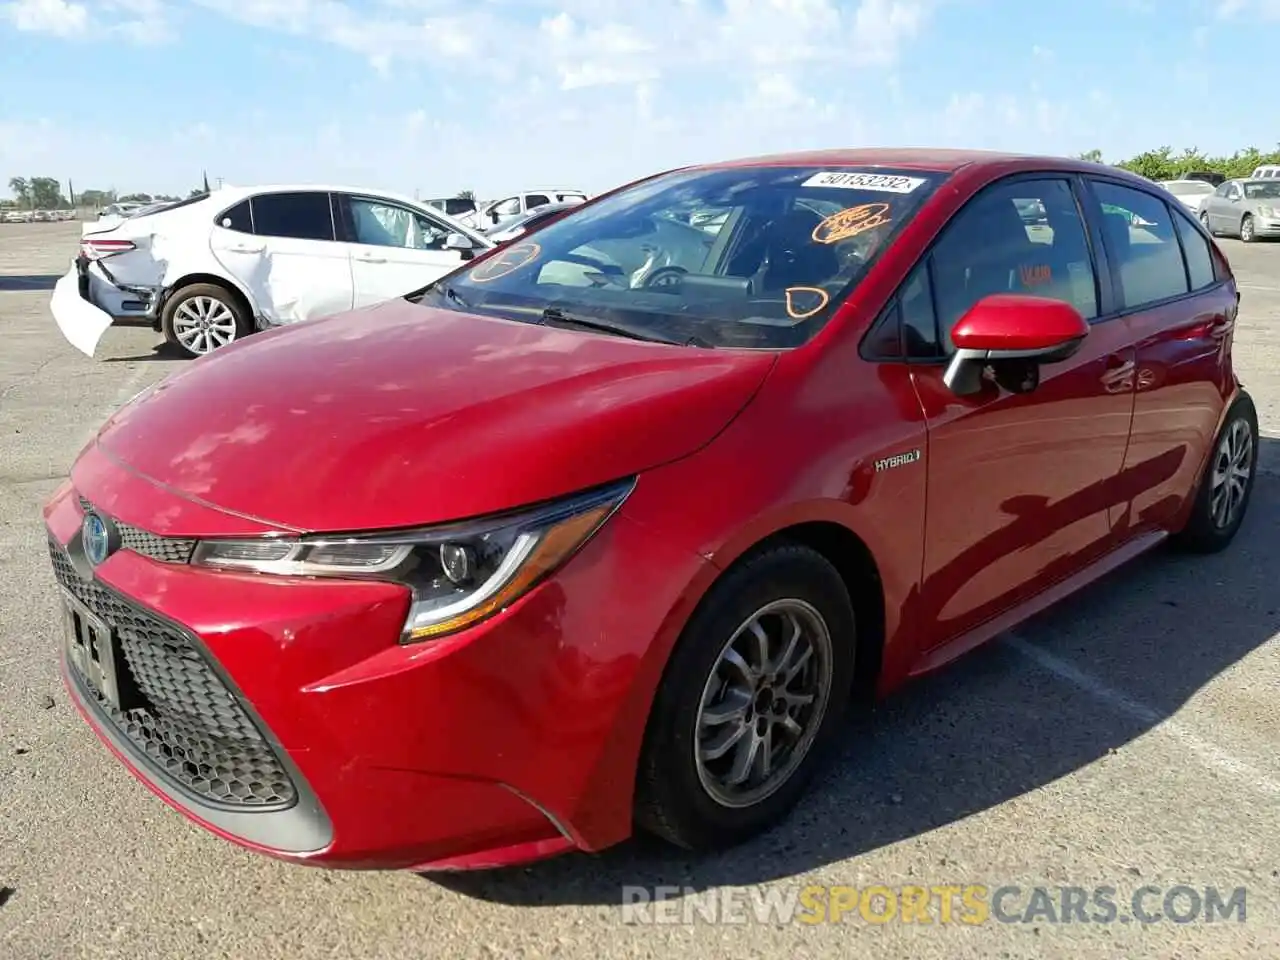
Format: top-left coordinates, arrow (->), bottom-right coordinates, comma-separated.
422,165 -> 947,348
250,192 -> 335,241
126,193 -> 210,220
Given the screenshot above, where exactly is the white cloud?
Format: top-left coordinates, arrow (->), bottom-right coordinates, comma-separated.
1216,0 -> 1280,16
0,0 -> 173,41
192,0 -> 934,88
1,0 -> 87,35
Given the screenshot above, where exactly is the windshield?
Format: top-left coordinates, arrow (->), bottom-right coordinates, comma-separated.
1244,181 -> 1280,199
1166,181 -> 1213,196
420,165 -> 945,348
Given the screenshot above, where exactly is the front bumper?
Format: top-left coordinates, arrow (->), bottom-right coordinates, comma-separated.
1251,216 -> 1280,238
44,454 -> 710,870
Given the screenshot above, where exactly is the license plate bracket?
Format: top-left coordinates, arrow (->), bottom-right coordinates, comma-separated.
61,589 -> 133,711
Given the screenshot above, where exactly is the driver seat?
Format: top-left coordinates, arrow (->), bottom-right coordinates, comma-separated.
754,209 -> 841,294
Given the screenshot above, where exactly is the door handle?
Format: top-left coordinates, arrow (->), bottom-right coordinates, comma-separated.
229,243 -> 265,253
355,254 -> 387,263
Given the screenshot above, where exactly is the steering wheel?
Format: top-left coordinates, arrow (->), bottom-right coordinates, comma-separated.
640,266 -> 688,289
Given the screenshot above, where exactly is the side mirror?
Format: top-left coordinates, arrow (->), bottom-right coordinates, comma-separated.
444,232 -> 476,259
943,294 -> 1089,397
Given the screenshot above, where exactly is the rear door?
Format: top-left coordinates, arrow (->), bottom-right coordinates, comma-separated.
1081,177 -> 1237,536
210,191 -> 353,324
884,175 -> 1137,647
334,193 -> 476,308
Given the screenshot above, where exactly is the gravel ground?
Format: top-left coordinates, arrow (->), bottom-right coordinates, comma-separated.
3,221 -> 1280,959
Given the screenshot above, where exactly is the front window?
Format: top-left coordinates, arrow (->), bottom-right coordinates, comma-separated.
420,165 -> 945,348
1244,181 -> 1280,199
348,197 -> 450,250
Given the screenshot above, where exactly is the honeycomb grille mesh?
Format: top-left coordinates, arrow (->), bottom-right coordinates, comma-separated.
50,538 -> 297,810
77,496 -> 196,564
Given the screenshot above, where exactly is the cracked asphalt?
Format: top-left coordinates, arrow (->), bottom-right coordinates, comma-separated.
3,221 -> 1280,959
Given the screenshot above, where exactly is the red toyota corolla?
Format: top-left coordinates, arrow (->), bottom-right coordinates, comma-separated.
45,149 -> 1257,872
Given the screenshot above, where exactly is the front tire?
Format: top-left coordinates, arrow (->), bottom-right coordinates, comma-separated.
634,543 -> 855,850
1200,210 -> 1215,236
161,282 -> 251,359
1174,392 -> 1259,554
1240,214 -> 1256,243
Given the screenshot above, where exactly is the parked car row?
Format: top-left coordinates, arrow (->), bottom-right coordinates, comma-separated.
1158,176 -> 1280,242
427,188 -> 589,231
2,208 -> 78,223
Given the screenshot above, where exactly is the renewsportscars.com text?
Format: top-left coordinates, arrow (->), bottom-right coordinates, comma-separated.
620,883 -> 1247,926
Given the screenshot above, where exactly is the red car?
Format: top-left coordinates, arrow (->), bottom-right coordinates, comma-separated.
46,149 -> 1256,872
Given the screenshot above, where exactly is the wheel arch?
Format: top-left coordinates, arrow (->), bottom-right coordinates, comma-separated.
724,520 -> 887,702
160,272 -> 258,327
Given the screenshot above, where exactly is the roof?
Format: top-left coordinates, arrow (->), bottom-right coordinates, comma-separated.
199,182 -> 491,238
691,147 -> 1117,174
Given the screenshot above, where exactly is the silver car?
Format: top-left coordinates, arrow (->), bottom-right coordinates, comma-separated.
1199,178 -> 1280,242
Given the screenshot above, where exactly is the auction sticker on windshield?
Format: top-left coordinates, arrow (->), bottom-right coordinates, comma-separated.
803,172 -> 928,193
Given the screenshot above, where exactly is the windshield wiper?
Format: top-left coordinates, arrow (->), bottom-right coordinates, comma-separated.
540,307 -> 713,348
406,280 -> 467,308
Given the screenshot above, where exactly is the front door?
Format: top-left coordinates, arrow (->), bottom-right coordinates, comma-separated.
338,195 -> 473,308
1204,182 -> 1236,233
906,176 -> 1137,648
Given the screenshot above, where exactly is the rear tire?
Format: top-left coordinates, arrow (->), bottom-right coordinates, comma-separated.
161,282 -> 251,359
634,543 -> 855,851
1173,392 -> 1258,554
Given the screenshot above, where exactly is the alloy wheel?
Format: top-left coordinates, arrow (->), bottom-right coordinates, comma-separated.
171,296 -> 239,355
1209,418 -> 1253,529
694,598 -> 834,809
1241,216 -> 1255,242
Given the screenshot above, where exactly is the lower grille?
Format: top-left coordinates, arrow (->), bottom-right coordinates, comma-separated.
49,538 -> 297,810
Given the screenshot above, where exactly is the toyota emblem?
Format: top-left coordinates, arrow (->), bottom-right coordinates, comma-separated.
82,512 -> 113,566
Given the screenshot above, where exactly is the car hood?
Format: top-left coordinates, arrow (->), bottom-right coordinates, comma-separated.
92,300 -> 777,532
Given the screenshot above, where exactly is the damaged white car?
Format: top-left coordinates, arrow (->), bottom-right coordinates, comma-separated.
51,185 -> 494,358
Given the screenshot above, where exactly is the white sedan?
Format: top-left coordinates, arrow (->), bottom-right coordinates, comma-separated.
1158,178 -> 1216,215
51,184 -> 494,358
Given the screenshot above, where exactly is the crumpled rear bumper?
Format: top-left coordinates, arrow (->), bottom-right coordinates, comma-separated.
50,257 -> 164,358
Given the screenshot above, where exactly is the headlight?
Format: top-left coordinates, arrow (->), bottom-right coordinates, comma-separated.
191,479 -> 634,642
1259,205 -> 1277,218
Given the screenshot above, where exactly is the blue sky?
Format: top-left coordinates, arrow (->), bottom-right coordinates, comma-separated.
1,0 -> 1277,200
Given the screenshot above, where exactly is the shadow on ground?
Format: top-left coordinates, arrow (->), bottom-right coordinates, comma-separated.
101,341 -> 189,363
431,439 -> 1280,905
0,274 -> 60,291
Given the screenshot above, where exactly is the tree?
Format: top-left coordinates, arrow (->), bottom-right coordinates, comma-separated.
1076,149 -> 1104,163
455,189 -> 475,201
1108,143 -> 1280,181
119,192 -> 152,203
8,176 -> 30,205
29,177 -> 63,209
